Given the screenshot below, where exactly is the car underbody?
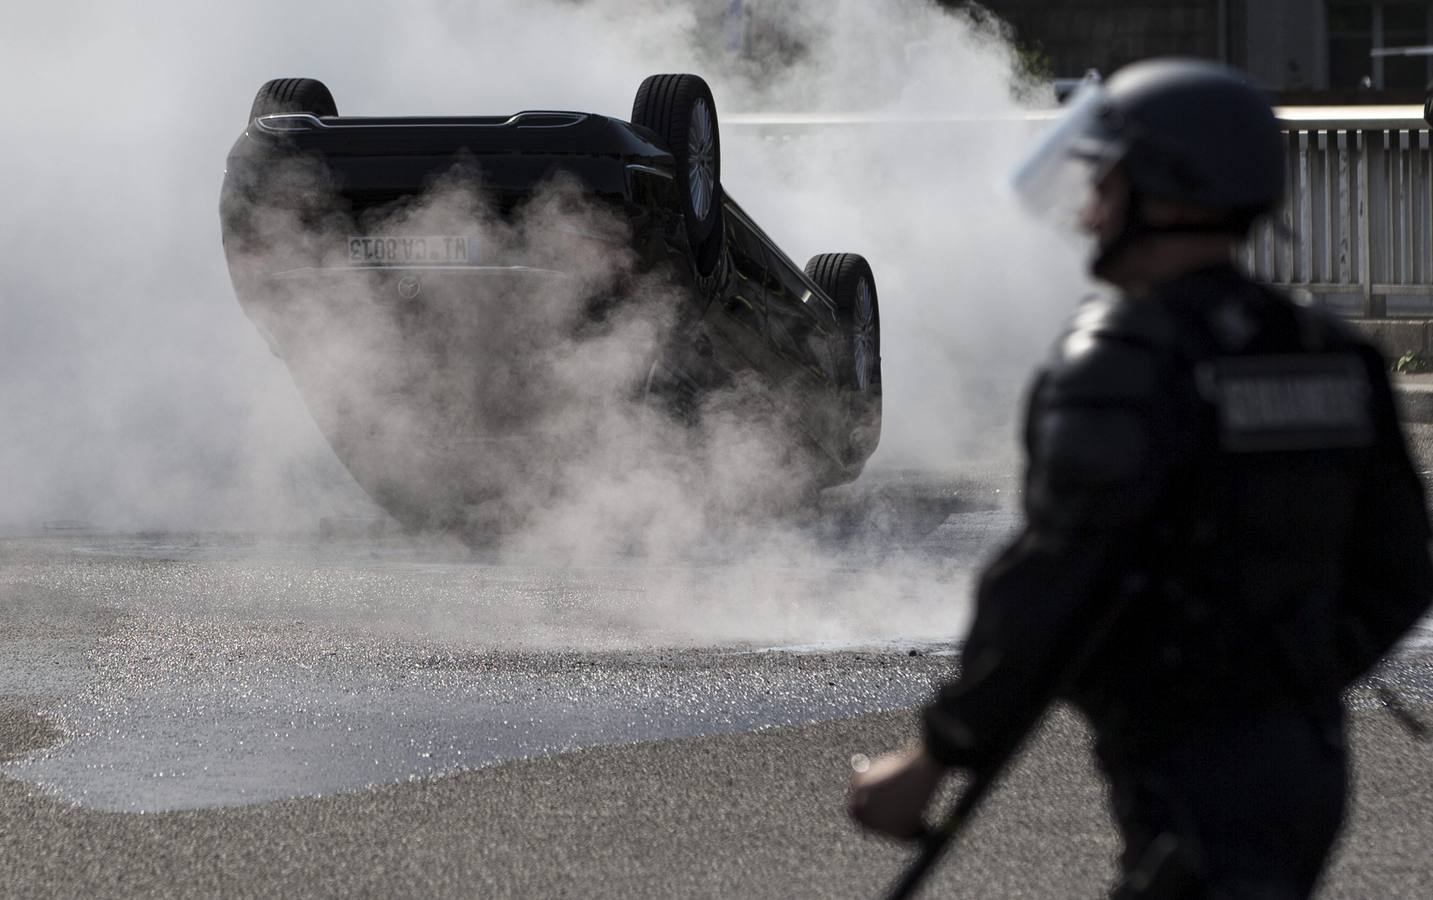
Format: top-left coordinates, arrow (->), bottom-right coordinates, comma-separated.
221,75 -> 883,540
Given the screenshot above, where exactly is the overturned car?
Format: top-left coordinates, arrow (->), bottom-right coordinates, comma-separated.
220,74 -> 882,538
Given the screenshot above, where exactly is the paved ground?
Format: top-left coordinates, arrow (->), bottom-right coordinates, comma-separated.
2,457 -> 1431,898
1394,374 -> 1433,424
2,684 -> 1430,898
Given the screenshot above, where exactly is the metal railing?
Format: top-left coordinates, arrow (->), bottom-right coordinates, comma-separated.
725,107 -> 1433,318
1252,107 -> 1432,317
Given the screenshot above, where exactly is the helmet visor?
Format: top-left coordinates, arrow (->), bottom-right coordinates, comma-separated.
1009,83 -> 1118,228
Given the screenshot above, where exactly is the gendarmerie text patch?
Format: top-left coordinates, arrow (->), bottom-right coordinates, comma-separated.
1198,354 -> 1374,452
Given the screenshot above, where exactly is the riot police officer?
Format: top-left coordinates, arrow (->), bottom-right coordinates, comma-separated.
849,59 -> 1433,898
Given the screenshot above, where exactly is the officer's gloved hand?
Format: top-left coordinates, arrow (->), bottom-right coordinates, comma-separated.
846,745 -> 948,841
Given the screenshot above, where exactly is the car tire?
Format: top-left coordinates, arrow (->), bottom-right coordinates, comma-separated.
250,78 -> 338,121
804,253 -> 882,461
631,74 -> 722,248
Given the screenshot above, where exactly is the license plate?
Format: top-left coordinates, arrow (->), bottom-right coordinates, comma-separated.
346,235 -> 477,265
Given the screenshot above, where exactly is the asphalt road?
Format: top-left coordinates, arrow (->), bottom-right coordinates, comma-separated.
2,461 -> 1432,898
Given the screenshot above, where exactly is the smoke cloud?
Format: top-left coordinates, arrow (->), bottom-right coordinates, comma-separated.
1,0 -> 1089,644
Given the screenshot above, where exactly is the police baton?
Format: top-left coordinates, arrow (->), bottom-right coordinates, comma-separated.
878,575 -> 1154,899
881,759 -> 1004,900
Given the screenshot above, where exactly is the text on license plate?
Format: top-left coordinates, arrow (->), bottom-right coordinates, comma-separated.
347,235 -> 477,265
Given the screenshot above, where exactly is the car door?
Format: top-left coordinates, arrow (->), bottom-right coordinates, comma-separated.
760,246 -> 852,458
762,248 -> 841,388
702,209 -> 774,376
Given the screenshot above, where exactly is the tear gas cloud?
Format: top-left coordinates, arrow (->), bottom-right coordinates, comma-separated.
0,0 -> 1089,644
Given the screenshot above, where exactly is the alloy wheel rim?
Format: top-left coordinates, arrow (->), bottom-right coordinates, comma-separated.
853,279 -> 875,392
687,98 -> 715,223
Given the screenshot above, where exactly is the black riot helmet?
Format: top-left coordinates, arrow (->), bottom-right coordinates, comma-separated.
1013,59 -> 1284,270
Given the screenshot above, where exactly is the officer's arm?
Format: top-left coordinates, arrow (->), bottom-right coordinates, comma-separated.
923,335 -> 1171,770
1337,350 -> 1433,684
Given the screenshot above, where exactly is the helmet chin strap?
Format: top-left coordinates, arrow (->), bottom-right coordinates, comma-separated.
1092,187 -> 1248,282
1091,186 -> 1148,282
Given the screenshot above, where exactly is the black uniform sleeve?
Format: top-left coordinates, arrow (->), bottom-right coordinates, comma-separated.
1335,349 -> 1433,684
923,331 -> 1175,769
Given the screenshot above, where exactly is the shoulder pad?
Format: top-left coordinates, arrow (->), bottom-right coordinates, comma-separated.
1235,281 -> 1376,357
1287,306 -> 1388,387
1066,294 -> 1180,349
1044,297 -> 1172,405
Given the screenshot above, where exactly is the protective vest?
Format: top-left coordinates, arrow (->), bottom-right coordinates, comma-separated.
1062,267 -> 1432,750
923,264 -> 1432,769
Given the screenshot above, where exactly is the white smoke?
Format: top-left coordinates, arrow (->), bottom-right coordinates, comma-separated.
0,0 -> 1086,536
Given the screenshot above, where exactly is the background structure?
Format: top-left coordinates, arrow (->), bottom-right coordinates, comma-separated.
935,1 -> 1433,101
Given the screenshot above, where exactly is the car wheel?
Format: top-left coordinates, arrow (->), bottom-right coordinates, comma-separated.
631,74 -> 722,248
804,253 -> 882,461
250,78 -> 338,121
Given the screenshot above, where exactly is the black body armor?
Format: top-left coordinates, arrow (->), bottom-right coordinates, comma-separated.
924,265 -> 1431,768
922,264 -> 1432,896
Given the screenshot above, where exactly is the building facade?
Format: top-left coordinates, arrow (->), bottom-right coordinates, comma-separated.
962,1 -> 1433,100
